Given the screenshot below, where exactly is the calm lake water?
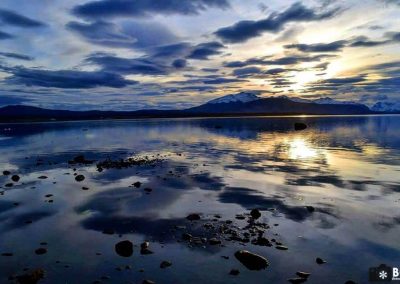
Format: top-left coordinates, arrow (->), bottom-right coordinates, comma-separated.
0,115 -> 399,284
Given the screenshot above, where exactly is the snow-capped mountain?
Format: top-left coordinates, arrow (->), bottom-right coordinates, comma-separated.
371,101 -> 400,112
279,95 -> 360,105
207,92 -> 260,104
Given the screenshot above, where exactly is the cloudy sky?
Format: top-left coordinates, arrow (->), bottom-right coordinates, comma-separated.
0,0 -> 399,110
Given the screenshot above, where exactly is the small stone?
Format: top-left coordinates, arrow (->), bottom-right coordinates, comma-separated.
3,170 -> 10,176
45,194 -> 53,198
133,182 -> 142,188
11,175 -> 20,182
182,233 -> 192,241
143,280 -> 155,284
35,248 -> 47,255
144,188 -> 152,192
288,278 -> 307,283
250,209 -> 261,219
296,271 -> 311,278
234,250 -> 269,270
229,269 -> 240,276
305,206 -> 315,213
82,187 -> 89,190
186,213 -> 201,221
5,183 -> 13,187
75,175 -> 85,182
16,268 -> 45,284
294,123 -> 307,131
209,238 -> 222,245
344,281 -> 357,284
38,176 -> 48,179
316,257 -> 326,264
160,261 -> 172,269
276,245 -> 288,250
1,253 -> 13,256
115,240 -> 133,257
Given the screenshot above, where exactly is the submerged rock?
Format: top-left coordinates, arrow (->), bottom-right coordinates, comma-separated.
16,268 -> 45,284
186,213 -> 201,221
316,257 -> 326,264
133,182 -> 142,188
294,123 -> 307,131
115,240 -> 133,257
305,206 -> 315,213
250,209 -> 261,219
160,261 -> 172,269
3,170 -> 10,176
229,269 -> 240,276
234,250 -> 269,270
75,175 -> 85,182
35,248 -> 47,255
11,175 -> 20,182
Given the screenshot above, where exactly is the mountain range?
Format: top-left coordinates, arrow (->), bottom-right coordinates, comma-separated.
0,92 -> 397,122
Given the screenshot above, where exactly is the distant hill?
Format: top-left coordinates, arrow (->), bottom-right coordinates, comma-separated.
0,92 -> 388,122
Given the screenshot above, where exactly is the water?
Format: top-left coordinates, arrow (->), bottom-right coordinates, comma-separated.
0,115 -> 399,284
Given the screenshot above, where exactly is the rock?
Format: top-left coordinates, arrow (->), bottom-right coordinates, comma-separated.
182,233 -> 192,241
252,237 -> 272,247
75,175 -> 85,182
276,245 -> 288,250
11,175 -> 20,182
142,280 -> 155,284
250,209 -> 261,219
316,257 -> 326,264
16,268 -> 45,284
69,155 -> 93,165
186,213 -> 201,221
140,242 -> 149,249
35,248 -> 47,255
229,269 -> 240,276
160,261 -> 172,269
209,238 -> 222,245
133,182 -> 142,188
296,271 -> 311,278
38,176 -> 48,179
144,188 -> 153,192
5,183 -> 13,187
45,194 -> 53,198
3,170 -> 10,176
115,240 -> 133,257
82,187 -> 89,190
288,278 -> 307,283
294,123 -> 307,131
234,250 -> 269,270
344,281 -> 357,284
140,242 -> 153,255
305,206 -> 315,213
1,252 -> 13,256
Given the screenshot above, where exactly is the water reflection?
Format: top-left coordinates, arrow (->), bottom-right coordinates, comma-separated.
0,115 -> 399,283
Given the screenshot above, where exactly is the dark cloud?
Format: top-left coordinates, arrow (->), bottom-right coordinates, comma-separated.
172,59 -> 187,68
72,0 -> 230,19
85,53 -> 171,75
284,40 -> 347,52
187,41 -> 225,60
0,9 -> 45,28
350,32 -> 400,47
232,66 -> 261,76
0,52 -> 34,61
203,77 -> 246,84
67,20 -> 178,49
224,54 -> 334,68
0,30 -> 14,39
1,66 -> 137,89
214,2 -> 339,43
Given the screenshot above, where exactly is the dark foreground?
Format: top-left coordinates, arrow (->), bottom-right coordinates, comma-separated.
0,116 -> 399,284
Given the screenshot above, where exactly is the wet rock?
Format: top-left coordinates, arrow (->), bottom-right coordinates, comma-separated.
140,242 -> 153,255
16,268 -> 45,284
294,123 -> 307,131
142,280 -> 155,284
229,269 -> 240,276
288,278 -> 307,283
133,182 -> 142,188
160,261 -> 172,269
82,187 -> 89,190
69,155 -> 93,165
186,213 -> 201,221
11,175 -> 20,182
209,238 -> 222,245
182,233 -> 192,241
3,170 -> 10,176
144,187 -> 153,193
252,237 -> 272,247
316,257 -> 326,264
38,176 -> 48,179
296,272 -> 310,278
35,248 -> 47,255
75,175 -> 85,182
250,209 -> 261,219
5,183 -> 13,187
115,240 -> 133,257
305,206 -> 315,213
45,194 -> 53,198
276,245 -> 288,250
234,250 -> 269,270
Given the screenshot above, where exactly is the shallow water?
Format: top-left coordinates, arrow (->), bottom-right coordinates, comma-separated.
0,115 -> 399,284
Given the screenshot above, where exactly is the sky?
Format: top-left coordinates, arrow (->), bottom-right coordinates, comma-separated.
0,0 -> 399,111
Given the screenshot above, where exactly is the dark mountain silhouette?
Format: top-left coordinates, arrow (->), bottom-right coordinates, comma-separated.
0,94 -> 384,122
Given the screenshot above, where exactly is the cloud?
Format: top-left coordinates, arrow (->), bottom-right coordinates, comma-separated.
85,53 -> 171,75
172,59 -> 187,68
0,52 -> 33,61
67,20 -> 178,49
72,0 -> 230,19
0,30 -> 14,40
203,77 -> 245,84
1,66 -> 136,89
187,41 -> 225,60
232,66 -> 261,76
284,40 -> 347,52
214,2 -> 339,43
0,9 -> 45,28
